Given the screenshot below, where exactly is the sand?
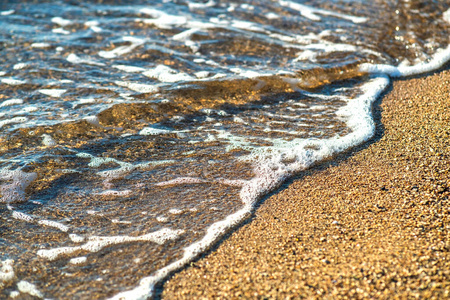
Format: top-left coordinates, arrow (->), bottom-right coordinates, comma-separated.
160,65 -> 450,299
161,68 -> 450,299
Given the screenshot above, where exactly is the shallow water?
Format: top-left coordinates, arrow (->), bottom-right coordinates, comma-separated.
1,0 -> 450,298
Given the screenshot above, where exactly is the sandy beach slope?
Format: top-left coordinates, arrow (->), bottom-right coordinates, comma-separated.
162,66 -> 450,299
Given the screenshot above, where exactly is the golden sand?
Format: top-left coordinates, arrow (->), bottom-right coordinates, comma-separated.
161,67 -> 450,299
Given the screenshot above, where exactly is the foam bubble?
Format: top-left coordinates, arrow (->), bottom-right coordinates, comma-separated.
143,65 -> 194,83
172,28 -> 200,41
112,64 -> 146,73
52,27 -> 70,35
444,9 -> 450,23
83,116 -> 101,126
17,281 -> 43,299
194,71 -> 210,79
69,234 -> 85,243
231,20 -> 264,32
85,20 -> 102,32
99,36 -> 145,58
38,89 -> 67,97
115,81 -> 160,93
111,219 -> 132,224
266,12 -> 279,19
139,126 -> 173,135
13,63 -> 27,70
12,211 -> 34,222
0,260 -> 15,283
51,17 -> 72,26
38,219 -> 69,232
42,134 -> 56,147
10,291 -> 20,298
0,117 -> 28,129
31,42 -> 51,48
1,10 -> 14,16
0,169 -> 37,203
168,208 -> 183,215
69,257 -> 87,265
188,0 -> 215,10
67,53 -> 105,66
156,216 -> 168,222
72,98 -> 96,108
140,8 -> 188,29
230,68 -> 269,78
0,99 -> 23,107
1,78 -> 26,85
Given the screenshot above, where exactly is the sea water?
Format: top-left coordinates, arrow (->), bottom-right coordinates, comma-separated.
1,0 -> 450,298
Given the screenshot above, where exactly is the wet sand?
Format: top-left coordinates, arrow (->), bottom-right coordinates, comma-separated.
161,66 -> 450,299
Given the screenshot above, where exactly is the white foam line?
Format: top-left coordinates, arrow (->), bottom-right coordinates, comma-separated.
360,45 -> 450,77
37,228 -> 184,261
108,76 -> 390,300
109,208 -> 250,300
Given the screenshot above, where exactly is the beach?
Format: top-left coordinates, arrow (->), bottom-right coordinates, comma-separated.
2,2 -> 450,298
162,67 -> 450,298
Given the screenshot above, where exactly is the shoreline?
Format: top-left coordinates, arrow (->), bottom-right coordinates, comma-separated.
161,66 -> 450,298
